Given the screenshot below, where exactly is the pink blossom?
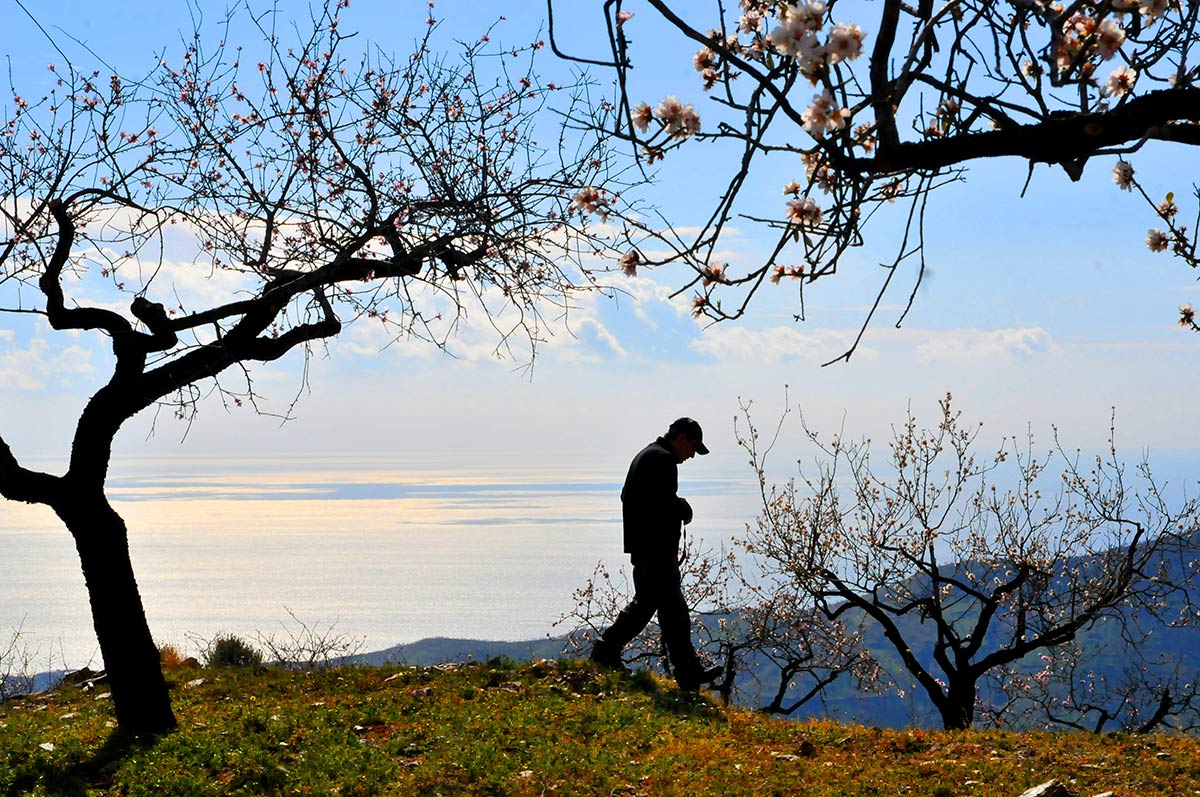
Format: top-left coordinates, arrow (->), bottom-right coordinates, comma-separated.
619,250 -> 639,276
570,185 -> 610,219
1146,229 -> 1169,252
702,263 -> 727,285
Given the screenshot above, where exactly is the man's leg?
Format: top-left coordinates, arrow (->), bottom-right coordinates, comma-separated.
592,564 -> 657,669
654,564 -> 723,690
652,565 -> 702,674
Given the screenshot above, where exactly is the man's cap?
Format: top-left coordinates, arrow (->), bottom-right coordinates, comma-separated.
668,417 -> 709,455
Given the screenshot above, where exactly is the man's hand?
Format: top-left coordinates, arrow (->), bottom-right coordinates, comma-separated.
678,497 -> 693,525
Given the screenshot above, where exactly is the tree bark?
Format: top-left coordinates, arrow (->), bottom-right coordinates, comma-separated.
54,492 -> 177,734
940,678 -> 977,731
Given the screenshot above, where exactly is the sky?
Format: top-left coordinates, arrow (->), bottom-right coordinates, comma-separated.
2,0 -> 1200,487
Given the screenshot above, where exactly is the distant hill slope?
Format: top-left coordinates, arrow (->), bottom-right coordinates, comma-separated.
350,535 -> 1200,730
351,636 -> 567,667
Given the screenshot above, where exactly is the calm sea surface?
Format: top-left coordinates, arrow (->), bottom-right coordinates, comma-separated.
1,451 -> 756,669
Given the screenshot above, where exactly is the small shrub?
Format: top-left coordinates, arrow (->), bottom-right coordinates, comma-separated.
256,608 -> 365,670
0,624 -> 38,701
204,635 -> 264,669
159,644 -> 187,669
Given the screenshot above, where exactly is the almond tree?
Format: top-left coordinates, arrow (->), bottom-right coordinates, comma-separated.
741,396 -> 1200,730
0,3 -> 627,733
564,539 -> 881,710
553,0 -> 1200,360
983,634 -> 1200,732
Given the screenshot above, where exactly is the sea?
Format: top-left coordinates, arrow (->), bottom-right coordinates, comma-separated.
1,450 -> 759,671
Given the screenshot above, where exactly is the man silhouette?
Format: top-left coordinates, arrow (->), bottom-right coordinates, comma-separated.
591,417 -> 723,690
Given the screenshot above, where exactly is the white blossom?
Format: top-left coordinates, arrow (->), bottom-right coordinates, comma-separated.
1096,19 -> 1126,60
801,90 -> 850,138
571,186 -> 610,219
1104,65 -> 1137,97
770,2 -> 826,63
1112,160 -> 1135,191
826,23 -> 866,64
739,11 -> 765,33
1140,0 -> 1169,21
654,96 -> 701,138
631,102 -> 652,133
786,197 -> 823,227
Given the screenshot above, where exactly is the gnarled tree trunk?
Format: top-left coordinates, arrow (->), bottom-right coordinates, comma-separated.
53,489 -> 176,734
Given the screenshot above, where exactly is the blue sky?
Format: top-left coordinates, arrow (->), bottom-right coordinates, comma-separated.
2,0 -> 1199,484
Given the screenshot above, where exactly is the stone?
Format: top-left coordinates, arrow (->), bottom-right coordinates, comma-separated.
60,667 -> 98,686
1017,781 -> 1071,797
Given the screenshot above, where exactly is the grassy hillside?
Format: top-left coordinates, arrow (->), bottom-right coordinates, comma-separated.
1,660 -> 1196,796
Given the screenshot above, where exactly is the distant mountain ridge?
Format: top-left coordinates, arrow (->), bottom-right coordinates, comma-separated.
349,535 -> 1200,730
351,636 -> 567,668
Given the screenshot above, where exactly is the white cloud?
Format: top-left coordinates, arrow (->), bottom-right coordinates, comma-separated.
552,317 -> 627,362
609,273 -> 688,327
0,337 -> 95,390
690,324 -> 877,364
911,327 -> 1054,363
688,323 -> 1056,369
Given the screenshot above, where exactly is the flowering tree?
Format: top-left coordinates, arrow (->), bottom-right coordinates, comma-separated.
553,0 -> 1200,360
563,537 -> 882,710
0,3 -> 628,733
982,632 -> 1200,732
740,396 -> 1200,730
562,545 -> 735,680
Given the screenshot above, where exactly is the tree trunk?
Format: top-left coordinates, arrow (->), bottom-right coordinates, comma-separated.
56,494 -> 176,734
939,679 -> 976,731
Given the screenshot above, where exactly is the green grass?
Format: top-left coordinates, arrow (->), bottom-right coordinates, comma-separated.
2,660 -> 1198,796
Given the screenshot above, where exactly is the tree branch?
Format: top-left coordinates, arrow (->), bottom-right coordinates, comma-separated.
238,289 -> 341,362
0,434 -> 60,504
40,200 -> 135,339
861,88 -> 1200,177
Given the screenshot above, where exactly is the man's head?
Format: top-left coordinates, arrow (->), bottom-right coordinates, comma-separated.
665,417 -> 709,463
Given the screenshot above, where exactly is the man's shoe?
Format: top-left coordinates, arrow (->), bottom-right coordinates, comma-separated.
676,664 -> 723,691
590,642 -> 629,673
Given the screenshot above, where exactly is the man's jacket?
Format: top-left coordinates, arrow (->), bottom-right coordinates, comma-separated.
621,438 -> 691,562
